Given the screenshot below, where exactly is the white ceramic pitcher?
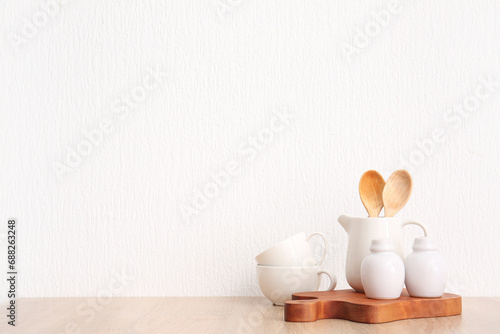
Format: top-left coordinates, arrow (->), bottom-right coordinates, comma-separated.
337,215 -> 429,292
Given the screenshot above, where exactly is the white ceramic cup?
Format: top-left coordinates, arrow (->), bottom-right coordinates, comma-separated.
256,265 -> 337,305
255,232 -> 328,266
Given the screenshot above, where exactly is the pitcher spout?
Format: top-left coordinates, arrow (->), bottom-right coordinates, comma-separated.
337,214 -> 352,232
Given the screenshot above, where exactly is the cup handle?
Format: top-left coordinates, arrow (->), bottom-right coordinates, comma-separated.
317,270 -> 337,291
401,220 -> 429,236
305,232 -> 328,266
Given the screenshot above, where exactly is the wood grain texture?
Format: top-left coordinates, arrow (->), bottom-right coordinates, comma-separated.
0,296 -> 498,333
359,170 -> 385,217
383,170 -> 413,217
285,289 -> 461,324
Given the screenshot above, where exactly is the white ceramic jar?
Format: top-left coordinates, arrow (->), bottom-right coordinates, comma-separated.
405,237 -> 447,298
361,238 -> 405,299
338,215 -> 428,292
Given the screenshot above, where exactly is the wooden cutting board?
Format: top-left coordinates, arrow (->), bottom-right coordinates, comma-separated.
284,289 -> 461,324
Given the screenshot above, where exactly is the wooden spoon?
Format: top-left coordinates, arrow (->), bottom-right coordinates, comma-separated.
382,170 -> 413,217
359,170 -> 385,217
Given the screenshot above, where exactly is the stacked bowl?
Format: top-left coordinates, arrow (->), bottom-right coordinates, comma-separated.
255,232 -> 337,305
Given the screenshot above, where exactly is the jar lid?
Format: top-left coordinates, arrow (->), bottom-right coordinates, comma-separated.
369,238 -> 395,252
412,237 -> 438,251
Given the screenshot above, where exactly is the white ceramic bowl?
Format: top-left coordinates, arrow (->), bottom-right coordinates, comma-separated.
255,232 -> 327,266
256,265 -> 337,305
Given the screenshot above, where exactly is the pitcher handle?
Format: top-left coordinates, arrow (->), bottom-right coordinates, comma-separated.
305,232 -> 328,266
401,220 -> 429,236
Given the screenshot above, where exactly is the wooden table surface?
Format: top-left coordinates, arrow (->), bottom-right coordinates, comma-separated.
0,297 -> 498,333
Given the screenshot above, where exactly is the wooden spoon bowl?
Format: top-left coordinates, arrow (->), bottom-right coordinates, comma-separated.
359,170 -> 385,217
382,170 -> 412,217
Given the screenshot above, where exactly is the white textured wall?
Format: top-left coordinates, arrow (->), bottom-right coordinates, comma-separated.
0,0 -> 499,301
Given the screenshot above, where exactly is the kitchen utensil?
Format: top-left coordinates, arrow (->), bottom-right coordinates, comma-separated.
359,170 -> 385,217
382,170 -> 412,217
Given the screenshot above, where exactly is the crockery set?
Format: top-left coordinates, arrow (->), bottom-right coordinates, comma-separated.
255,232 -> 337,305
255,170 -> 451,322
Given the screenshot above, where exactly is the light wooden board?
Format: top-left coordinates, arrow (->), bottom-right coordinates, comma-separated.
0,296 -> 498,333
